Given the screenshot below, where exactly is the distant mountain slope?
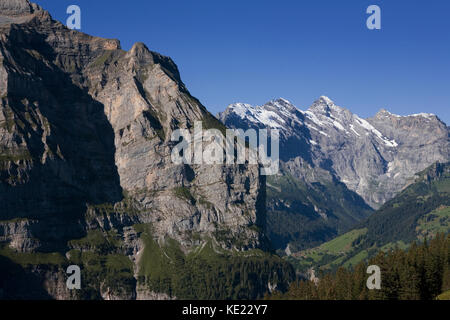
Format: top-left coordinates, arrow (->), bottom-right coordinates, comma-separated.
266,167 -> 372,252
290,162 -> 450,273
359,161 -> 450,246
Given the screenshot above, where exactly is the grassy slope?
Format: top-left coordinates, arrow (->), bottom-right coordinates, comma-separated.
289,162 -> 450,273
436,290 -> 450,300
287,228 -> 369,273
0,245 -> 66,266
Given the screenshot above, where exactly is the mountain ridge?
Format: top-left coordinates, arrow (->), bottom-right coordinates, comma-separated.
221,96 -> 444,124
219,96 -> 449,209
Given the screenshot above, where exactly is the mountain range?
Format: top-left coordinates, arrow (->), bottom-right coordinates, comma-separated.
218,97 -> 450,251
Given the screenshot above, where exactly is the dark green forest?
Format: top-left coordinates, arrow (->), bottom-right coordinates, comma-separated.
269,234 -> 450,300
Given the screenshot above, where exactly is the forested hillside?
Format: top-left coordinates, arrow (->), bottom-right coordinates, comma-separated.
289,162 -> 450,273
270,234 -> 450,300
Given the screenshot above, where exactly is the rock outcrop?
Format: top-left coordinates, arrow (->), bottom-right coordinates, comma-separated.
0,0 -> 296,299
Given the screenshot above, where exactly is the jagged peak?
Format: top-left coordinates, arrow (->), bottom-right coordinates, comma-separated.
226,98 -> 297,115
130,42 -> 149,53
224,102 -> 254,116
228,102 -> 253,109
308,96 -> 346,116
317,95 -> 334,106
375,108 -> 402,118
271,97 -> 293,105
128,42 -> 152,61
221,100 -> 289,128
0,0 -> 42,17
264,98 -> 297,111
377,108 -> 391,114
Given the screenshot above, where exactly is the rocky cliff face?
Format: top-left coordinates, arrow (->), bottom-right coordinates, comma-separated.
0,0 -> 295,300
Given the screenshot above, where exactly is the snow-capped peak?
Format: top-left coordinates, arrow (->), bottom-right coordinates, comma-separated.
220,97 -> 444,149
224,101 -> 287,128
376,108 -> 395,116
265,98 -> 298,116
308,96 -> 346,116
275,97 -> 293,105
318,96 -> 334,105
227,102 -> 254,118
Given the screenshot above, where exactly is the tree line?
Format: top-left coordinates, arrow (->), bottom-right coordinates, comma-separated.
268,233 -> 450,300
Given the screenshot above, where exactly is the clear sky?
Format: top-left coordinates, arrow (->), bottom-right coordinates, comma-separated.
34,0 -> 450,124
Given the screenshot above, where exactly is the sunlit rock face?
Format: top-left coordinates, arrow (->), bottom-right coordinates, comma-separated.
0,0 -> 275,299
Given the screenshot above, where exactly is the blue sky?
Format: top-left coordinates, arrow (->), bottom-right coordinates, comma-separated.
35,0 -> 450,123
